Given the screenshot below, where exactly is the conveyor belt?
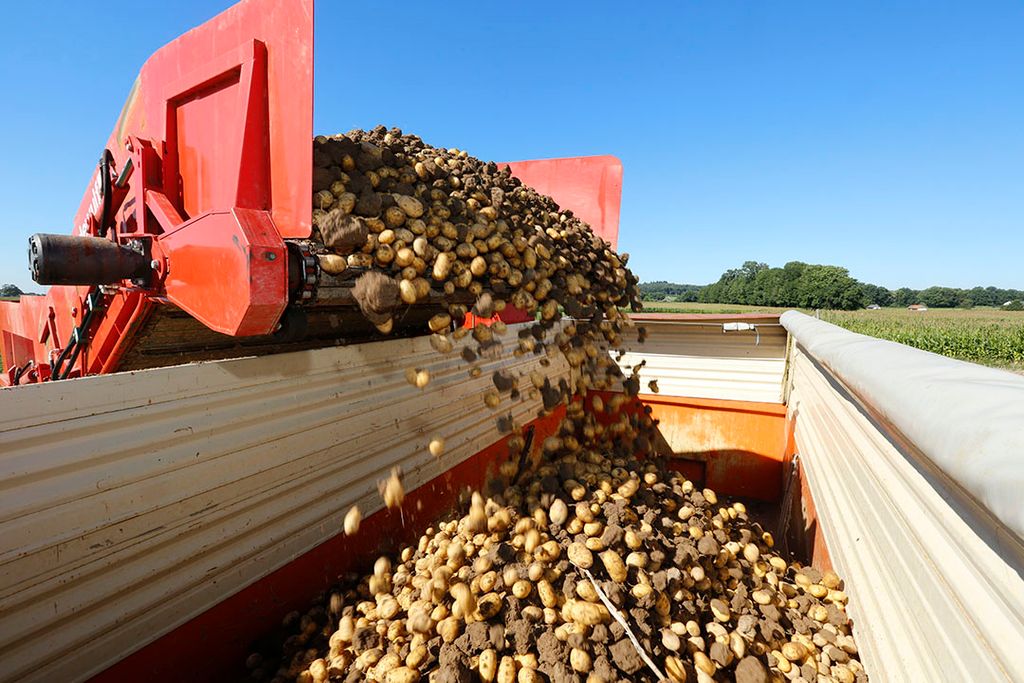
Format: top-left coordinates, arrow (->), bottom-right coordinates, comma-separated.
116,271 -> 474,371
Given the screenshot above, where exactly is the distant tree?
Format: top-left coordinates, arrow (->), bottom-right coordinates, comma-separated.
860,283 -> 894,307
893,287 -> 919,307
918,286 -> 961,308
638,281 -> 702,302
696,262 -> 1021,310
1,284 -> 24,298
752,268 -> 786,306
699,261 -> 863,309
779,262 -> 808,306
794,265 -> 864,310
740,261 -> 769,279
969,287 -> 993,307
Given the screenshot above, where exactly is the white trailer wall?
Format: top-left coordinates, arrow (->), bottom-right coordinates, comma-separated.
0,325 -> 569,683
783,311 -> 1024,682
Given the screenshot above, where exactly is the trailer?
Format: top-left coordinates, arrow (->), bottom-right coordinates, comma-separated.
1,1 -> 1023,682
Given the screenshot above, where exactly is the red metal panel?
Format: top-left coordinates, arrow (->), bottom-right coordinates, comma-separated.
160,209 -> 288,336
168,41 -> 265,217
91,292 -> 155,375
503,155 -> 623,249
0,287 -> 81,384
796,458 -> 832,571
74,0 -> 312,238
644,395 -> 787,502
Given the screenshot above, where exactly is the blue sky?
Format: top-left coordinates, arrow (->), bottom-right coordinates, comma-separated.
1,1 -> 1021,292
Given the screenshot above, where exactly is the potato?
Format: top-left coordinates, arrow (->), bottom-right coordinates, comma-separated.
343,505 -> 361,535
567,542 -> 593,569
381,469 -> 404,508
318,253 -> 347,275
428,313 -> 451,333
399,279 -> 418,304
314,189 -> 334,209
395,247 -> 415,268
569,648 -> 592,673
568,600 -> 609,626
599,550 -> 627,582
432,252 -> 454,280
385,667 -> 419,683
496,656 -> 516,683
395,195 -> 424,218
479,648 -> 498,682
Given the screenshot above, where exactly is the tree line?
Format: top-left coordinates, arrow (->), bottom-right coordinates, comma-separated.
635,281 -> 702,302
639,262 -> 1024,310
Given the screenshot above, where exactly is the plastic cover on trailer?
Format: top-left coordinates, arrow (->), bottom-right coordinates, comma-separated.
783,310 -> 1024,681
781,311 -> 1024,541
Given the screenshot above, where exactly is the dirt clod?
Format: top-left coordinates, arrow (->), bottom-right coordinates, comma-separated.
352,271 -> 399,325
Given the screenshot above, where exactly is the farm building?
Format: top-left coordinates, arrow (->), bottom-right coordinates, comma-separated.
908,303 -> 929,311
866,304 -> 882,310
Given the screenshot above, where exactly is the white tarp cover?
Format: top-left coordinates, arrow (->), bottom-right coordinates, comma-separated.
781,311 -> 1024,542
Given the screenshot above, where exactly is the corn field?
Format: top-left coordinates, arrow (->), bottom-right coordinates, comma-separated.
820,308 -> 1024,370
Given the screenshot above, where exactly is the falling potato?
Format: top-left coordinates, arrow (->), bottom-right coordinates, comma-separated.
343,505 -> 361,535
380,468 -> 404,508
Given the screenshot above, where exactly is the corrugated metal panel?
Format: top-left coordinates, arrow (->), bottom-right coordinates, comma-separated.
616,319 -> 787,403
0,324 -> 569,683
789,346 -> 1024,682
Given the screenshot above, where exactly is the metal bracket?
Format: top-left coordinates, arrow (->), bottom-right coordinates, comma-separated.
286,241 -> 319,306
722,321 -> 760,345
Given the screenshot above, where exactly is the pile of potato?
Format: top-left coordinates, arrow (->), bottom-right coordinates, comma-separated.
245,128 -> 867,682
246,396 -> 865,683
309,126 -> 641,408
311,125 -> 639,323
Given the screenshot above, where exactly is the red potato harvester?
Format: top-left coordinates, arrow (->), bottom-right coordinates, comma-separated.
0,0 -> 622,386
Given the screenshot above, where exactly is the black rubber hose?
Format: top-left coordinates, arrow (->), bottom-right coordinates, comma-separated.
12,361 -> 32,385
50,342 -> 72,379
53,300 -> 98,380
99,149 -> 113,236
